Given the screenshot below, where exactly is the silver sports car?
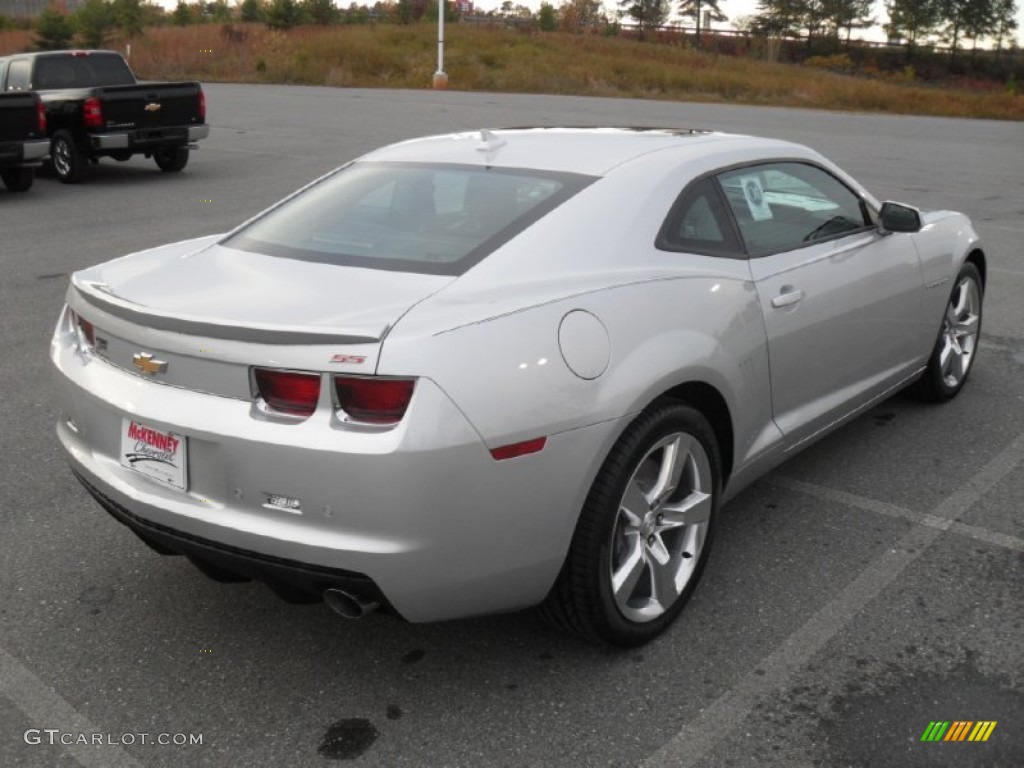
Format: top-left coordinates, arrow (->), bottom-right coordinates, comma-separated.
52,128 -> 984,646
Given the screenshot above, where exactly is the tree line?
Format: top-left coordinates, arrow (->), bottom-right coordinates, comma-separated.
19,0 -> 1021,57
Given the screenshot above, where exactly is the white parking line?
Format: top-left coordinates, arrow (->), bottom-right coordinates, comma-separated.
770,477 -> 1024,553
0,646 -> 141,768
643,432 -> 1024,768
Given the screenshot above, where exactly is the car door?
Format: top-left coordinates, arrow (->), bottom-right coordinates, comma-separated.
716,161 -> 927,449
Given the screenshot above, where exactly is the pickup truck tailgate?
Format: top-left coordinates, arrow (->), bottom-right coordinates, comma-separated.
0,92 -> 45,143
99,82 -> 204,130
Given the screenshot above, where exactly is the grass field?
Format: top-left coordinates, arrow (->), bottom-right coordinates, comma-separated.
1,23 -> 1021,120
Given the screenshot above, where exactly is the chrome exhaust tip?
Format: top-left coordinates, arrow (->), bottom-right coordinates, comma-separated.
323,588 -> 380,619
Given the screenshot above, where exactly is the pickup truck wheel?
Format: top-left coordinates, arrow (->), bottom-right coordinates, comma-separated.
1,167 -> 34,192
154,146 -> 189,173
51,131 -> 89,184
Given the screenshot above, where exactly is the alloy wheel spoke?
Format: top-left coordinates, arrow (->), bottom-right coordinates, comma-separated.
939,335 -> 954,377
950,344 -> 967,382
612,534 -> 646,602
661,491 -> 712,528
649,553 -> 681,608
645,533 -> 671,566
650,435 -> 690,505
952,282 -> 970,317
620,480 -> 649,525
955,313 -> 978,338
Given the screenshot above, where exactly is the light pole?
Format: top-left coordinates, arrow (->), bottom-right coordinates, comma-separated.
433,0 -> 448,89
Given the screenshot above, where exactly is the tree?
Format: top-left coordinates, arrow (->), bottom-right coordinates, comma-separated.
112,0 -> 145,37
172,0 -> 193,25
303,0 -> 339,24
620,0 -> 671,33
240,0 -> 263,21
538,1 -> 557,29
828,0 -> 874,43
753,0 -> 808,37
35,3 -> 75,50
75,0 -> 117,47
265,0 -> 301,27
208,0 -> 233,21
991,0 -> 1018,54
884,0 -> 939,51
956,0 -> 999,56
677,0 -> 727,48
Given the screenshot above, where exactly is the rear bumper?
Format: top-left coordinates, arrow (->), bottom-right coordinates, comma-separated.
0,138 -> 48,166
74,469 -> 389,608
52,315 -> 622,623
90,124 -> 209,151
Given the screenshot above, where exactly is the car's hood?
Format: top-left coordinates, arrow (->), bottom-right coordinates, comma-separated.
71,235 -> 454,344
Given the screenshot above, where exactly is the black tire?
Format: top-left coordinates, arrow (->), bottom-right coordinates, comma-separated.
154,146 -> 189,173
1,167 -> 34,192
541,401 -> 721,647
51,130 -> 89,184
910,262 -> 983,403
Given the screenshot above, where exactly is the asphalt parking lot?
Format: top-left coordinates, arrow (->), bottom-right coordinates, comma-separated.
1,86 -> 1021,767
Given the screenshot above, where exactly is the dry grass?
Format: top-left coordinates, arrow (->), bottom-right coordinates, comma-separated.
1,24 -> 1021,120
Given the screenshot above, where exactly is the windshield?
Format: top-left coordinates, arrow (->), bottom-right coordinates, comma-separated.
223,162 -> 595,276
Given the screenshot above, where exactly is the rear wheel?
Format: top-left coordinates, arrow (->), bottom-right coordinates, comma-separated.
154,146 -> 189,173
911,262 -> 983,402
541,402 -> 720,646
1,167 -> 34,192
51,130 -> 89,184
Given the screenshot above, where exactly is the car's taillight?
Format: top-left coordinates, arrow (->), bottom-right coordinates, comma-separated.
69,310 -> 95,350
82,97 -> 103,129
197,88 -> 206,121
333,377 -> 415,425
254,368 -> 321,418
36,100 -> 46,133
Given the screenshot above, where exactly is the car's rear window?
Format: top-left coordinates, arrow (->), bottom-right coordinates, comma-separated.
33,53 -> 135,89
223,162 -> 595,276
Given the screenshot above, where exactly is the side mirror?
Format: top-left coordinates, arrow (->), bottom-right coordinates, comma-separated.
878,202 -> 922,234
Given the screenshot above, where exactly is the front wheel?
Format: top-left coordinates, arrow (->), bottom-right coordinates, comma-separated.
51,130 -> 89,184
911,262 -> 983,402
154,146 -> 189,173
1,167 -> 34,192
541,402 -> 720,646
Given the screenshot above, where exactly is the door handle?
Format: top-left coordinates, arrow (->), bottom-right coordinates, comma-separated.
771,288 -> 804,308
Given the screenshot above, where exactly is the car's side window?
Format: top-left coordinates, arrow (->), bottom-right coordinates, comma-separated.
716,162 -> 870,256
656,177 -> 743,257
6,60 -> 31,91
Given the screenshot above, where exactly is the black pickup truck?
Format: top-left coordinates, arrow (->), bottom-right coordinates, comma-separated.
0,50 -> 208,183
0,91 -> 48,192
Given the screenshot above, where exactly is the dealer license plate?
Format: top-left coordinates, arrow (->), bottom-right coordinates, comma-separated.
120,419 -> 188,490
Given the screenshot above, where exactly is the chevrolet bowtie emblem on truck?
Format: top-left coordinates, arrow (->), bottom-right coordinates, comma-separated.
144,102 -> 161,112
132,353 -> 168,376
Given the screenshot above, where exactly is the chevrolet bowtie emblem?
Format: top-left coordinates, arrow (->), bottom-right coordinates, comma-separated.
132,353 -> 168,376
144,102 -> 161,112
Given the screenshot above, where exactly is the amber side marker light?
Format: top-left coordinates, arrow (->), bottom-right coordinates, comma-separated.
490,437 -> 547,461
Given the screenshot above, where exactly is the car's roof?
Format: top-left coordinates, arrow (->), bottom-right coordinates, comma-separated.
358,127 -> 807,177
